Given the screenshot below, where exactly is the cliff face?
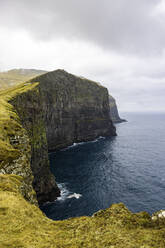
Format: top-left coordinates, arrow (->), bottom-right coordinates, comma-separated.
2,69 -> 116,204
10,84 -> 60,205
0,68 -> 124,124
109,95 -> 126,123
31,70 -> 116,151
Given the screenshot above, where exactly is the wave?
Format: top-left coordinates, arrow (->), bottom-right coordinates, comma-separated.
67,193 -> 82,199
62,136 -> 106,151
57,183 -> 70,201
57,183 -> 82,201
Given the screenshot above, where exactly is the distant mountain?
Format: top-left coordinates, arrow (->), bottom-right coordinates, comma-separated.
0,69 -> 47,89
109,95 -> 126,123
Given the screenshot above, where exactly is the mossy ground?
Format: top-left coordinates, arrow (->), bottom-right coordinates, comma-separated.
0,82 -> 38,164
0,69 -> 46,89
0,82 -> 39,204
0,174 -> 165,248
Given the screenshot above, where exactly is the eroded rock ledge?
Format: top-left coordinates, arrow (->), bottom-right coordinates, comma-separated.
0,69 -> 116,205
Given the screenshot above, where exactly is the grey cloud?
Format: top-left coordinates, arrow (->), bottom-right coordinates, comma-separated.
0,0 -> 164,55
0,0 -> 165,112
114,86 -> 165,112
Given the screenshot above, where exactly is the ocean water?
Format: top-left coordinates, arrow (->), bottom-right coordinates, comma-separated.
41,112 -> 165,220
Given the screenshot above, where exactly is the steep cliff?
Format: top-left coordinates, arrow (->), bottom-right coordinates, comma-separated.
0,68 -> 125,125
0,69 -> 116,204
109,95 -> 126,123
28,70 -> 116,151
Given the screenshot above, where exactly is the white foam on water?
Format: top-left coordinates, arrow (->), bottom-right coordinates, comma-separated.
62,142 -> 86,151
67,193 -> 82,199
62,136 -> 106,151
57,183 -> 82,201
91,136 -> 105,143
57,183 -> 70,201
73,142 -> 86,146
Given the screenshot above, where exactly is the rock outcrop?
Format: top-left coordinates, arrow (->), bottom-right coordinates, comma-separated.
0,69 -> 116,205
109,95 -> 126,123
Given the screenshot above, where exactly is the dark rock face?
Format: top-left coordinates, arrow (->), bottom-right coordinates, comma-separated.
36,70 -> 116,151
109,95 -> 126,123
11,84 -> 60,204
11,70 -> 116,204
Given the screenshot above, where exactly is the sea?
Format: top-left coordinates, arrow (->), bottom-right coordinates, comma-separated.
41,112 -> 165,220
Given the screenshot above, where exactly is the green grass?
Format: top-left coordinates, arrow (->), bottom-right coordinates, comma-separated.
0,69 -> 46,89
0,82 -> 38,165
0,174 -> 165,248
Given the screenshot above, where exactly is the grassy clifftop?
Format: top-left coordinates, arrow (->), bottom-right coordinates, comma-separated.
0,82 -> 39,164
0,82 -> 39,204
1,174 -> 165,247
0,69 -> 46,89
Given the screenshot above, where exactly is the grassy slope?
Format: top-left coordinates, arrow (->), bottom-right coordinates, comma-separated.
1,174 -> 165,248
0,82 -> 38,165
0,69 -> 46,89
0,77 -> 165,247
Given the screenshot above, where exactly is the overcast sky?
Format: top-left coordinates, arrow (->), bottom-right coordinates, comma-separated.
1,0 -> 165,112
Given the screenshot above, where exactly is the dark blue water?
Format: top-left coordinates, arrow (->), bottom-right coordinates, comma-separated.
41,112 -> 165,220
